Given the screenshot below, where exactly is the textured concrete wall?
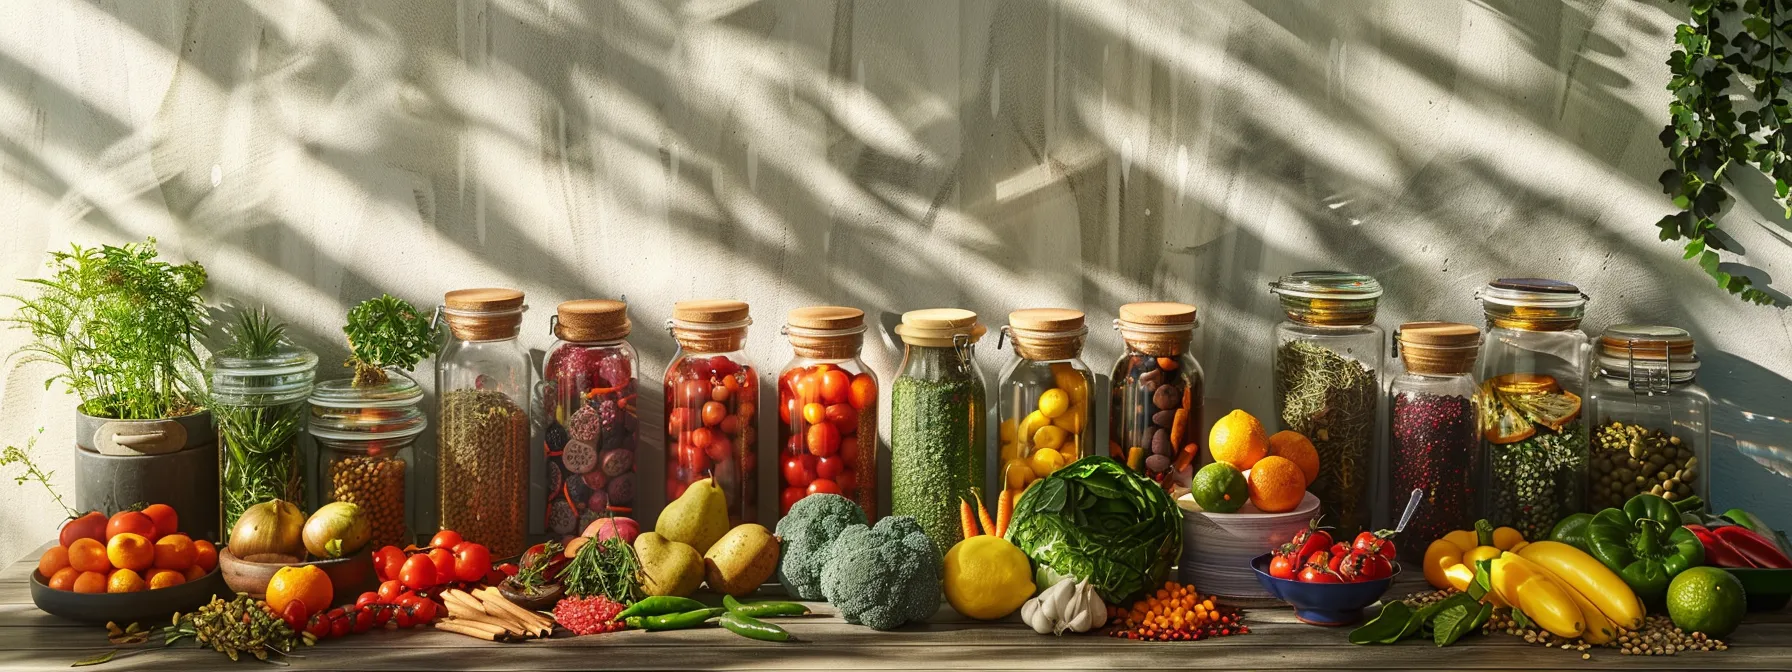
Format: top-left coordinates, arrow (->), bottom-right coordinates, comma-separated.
3,0 -> 1790,562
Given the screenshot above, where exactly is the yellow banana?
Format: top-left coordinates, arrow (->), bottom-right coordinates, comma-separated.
1516,541 -> 1644,630
1561,576 -> 1617,644
1491,553 -> 1583,639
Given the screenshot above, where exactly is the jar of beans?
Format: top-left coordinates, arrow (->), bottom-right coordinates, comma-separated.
436,288 -> 533,559
1108,303 -> 1203,491
665,300 -> 760,525
540,299 -> 639,540
1584,325 -> 1708,510
1387,322 -> 1482,560
777,306 -> 877,519
309,372 -> 427,549
997,309 -> 1094,499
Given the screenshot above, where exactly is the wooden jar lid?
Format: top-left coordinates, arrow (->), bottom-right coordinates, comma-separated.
895,308 -> 986,347
556,299 -> 630,342
444,288 -> 524,312
443,288 -> 524,340
1007,308 -> 1085,361
1397,321 -> 1480,375
787,306 -> 865,331
786,306 -> 865,359
672,299 -> 750,325
1008,308 -> 1085,332
1117,302 -> 1197,326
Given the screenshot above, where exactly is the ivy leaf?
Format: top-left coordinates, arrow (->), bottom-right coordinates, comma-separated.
1684,238 -> 1707,259
1745,17 -> 1771,39
1656,213 -> 1686,241
1700,250 -> 1723,275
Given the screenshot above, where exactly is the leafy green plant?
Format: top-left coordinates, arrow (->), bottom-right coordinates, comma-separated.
1660,0 -> 1786,305
343,294 -> 440,386
1,429 -> 79,519
211,309 -> 308,528
1004,456 -> 1182,604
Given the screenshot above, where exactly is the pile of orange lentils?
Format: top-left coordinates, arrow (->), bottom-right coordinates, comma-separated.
1105,582 -> 1247,642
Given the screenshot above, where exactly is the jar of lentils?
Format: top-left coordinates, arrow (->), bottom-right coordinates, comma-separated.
1585,325 -> 1709,509
436,288 -> 533,559
540,299 -> 639,540
310,371 -> 426,549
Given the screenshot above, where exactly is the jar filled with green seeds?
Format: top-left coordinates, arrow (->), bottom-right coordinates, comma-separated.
1585,325 -> 1708,509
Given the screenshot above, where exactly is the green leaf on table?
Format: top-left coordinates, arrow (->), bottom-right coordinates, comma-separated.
71,651 -> 116,667
1432,604 -> 1472,646
1512,608 -> 1533,631
1349,601 -> 1418,645
1468,559 -> 1493,600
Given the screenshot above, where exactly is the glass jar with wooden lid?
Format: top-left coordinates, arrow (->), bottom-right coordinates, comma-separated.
310,371 -> 426,549
777,306 -> 877,519
996,308 -> 1095,501
540,299 -> 639,540
1108,302 -> 1204,490
435,288 -> 532,558
1585,325 -> 1708,510
1388,321 -> 1481,557
890,308 -> 988,556
664,299 -> 760,525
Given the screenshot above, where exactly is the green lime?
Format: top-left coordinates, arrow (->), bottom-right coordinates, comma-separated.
1192,462 -> 1248,513
1667,566 -> 1746,638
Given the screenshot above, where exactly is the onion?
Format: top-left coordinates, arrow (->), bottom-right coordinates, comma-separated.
230,499 -> 306,558
303,502 -> 371,559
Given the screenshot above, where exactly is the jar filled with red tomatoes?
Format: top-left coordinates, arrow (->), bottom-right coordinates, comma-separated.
664,300 -> 760,525
540,299 -> 639,540
777,306 -> 878,519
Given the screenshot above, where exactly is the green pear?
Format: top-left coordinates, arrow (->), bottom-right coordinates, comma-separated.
703,524 -> 781,597
657,477 -> 730,554
634,532 -> 704,597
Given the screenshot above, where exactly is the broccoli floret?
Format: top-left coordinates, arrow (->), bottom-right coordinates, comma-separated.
819,516 -> 941,631
774,494 -> 867,599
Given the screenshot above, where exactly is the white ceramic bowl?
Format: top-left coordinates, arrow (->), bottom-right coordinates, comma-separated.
1176,492 -> 1320,600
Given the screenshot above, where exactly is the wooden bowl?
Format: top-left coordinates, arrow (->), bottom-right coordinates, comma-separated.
31,565 -> 228,625
218,546 -> 376,607
498,580 -> 565,612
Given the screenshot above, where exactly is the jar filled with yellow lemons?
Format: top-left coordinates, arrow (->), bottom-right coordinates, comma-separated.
995,309 -> 1095,500
1108,302 -> 1205,490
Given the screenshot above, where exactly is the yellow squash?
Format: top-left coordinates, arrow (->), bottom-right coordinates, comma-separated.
1421,520 -> 1511,607
1515,540 -> 1644,631
1490,552 -> 1583,639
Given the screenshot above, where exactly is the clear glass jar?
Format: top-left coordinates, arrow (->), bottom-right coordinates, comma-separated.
890,309 -> 988,556
540,299 -> 639,540
1585,325 -> 1709,509
1270,272 -> 1384,536
436,288 -> 533,558
1475,278 -> 1591,539
310,372 -> 426,549
664,300 -> 760,525
208,325 -> 318,531
1387,322 -> 1482,560
777,306 -> 878,519
1107,303 -> 1203,490
997,309 -> 1095,499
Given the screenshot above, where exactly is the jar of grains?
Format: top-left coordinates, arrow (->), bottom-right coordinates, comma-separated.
1387,322 -> 1482,560
436,288 -> 533,558
1108,302 -> 1204,491
1584,325 -> 1709,510
777,306 -> 878,519
540,299 -> 639,540
664,300 -> 760,525
997,309 -> 1095,499
890,309 -> 988,557
309,372 -> 427,549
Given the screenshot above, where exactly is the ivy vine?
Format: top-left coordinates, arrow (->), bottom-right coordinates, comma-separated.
1660,0 -> 1787,305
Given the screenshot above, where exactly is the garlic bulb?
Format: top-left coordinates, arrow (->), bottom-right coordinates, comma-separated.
1020,577 -> 1107,635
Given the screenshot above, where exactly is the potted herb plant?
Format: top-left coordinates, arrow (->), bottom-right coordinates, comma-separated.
207,309 -> 318,531
6,238 -> 221,540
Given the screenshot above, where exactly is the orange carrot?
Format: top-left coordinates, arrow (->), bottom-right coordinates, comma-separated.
995,488 -> 1014,537
960,497 -> 981,537
973,489 -> 996,537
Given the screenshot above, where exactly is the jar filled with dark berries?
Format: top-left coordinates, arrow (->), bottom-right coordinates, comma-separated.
1387,322 -> 1482,560
664,300 -> 760,525
777,306 -> 877,519
540,299 -> 639,541
1108,302 -> 1204,490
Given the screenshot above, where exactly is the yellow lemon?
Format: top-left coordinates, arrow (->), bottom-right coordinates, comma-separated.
1032,425 -> 1067,451
1018,411 -> 1052,443
1004,459 -> 1036,490
1028,448 -> 1066,477
999,418 -> 1018,443
1000,441 -> 1022,464
1209,409 -> 1269,471
1059,435 -> 1079,459
1052,364 -> 1088,402
944,536 -> 1035,620
1037,388 -> 1071,419
1053,405 -> 1085,434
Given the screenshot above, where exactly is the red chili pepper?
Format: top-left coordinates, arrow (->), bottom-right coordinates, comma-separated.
1713,524 -> 1792,568
1686,524 -> 1755,568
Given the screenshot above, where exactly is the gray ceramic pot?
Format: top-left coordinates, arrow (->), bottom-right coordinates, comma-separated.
74,409 -> 221,542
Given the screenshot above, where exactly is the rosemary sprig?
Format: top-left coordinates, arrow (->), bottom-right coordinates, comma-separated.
0,429 -> 79,519
224,309 -> 286,360
560,536 -> 641,604
342,295 -> 441,387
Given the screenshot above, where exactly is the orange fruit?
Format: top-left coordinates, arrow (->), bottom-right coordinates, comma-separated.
1208,409 -> 1269,470
67,538 -> 111,573
266,565 -> 333,616
106,533 -> 154,572
106,568 -> 146,593
147,569 -> 186,590
192,540 -> 218,572
1247,455 -> 1307,513
182,564 -> 208,582
140,504 -> 179,539
38,545 -> 70,577
153,534 -> 196,571
72,571 -> 107,594
1267,430 -> 1321,486
47,567 -> 80,591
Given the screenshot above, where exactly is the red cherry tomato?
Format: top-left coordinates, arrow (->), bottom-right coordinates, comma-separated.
1289,521 -> 1332,564
281,599 -> 310,632
800,453 -> 819,474
711,384 -> 732,403
1338,550 -> 1393,583
818,370 -> 850,404
840,437 -> 860,465
350,607 -> 376,634
824,404 -> 857,432
329,612 -> 351,638
816,455 -> 843,480
428,548 -> 455,584
780,396 -> 800,425
305,612 -> 333,639
140,504 -> 179,540
679,379 -> 708,407
848,373 -> 876,410
678,442 -> 712,472
399,554 -> 437,590
410,598 -> 438,625
782,456 -> 814,488
429,530 -> 464,550
780,368 -> 804,395
1269,549 -> 1298,580
1352,531 -> 1397,560
807,478 -> 841,496
354,591 -> 380,612
837,468 -> 858,493
806,422 -> 840,457
780,487 -> 806,515
690,427 -> 715,449
378,579 -> 404,602
793,372 -> 822,404
704,435 -> 734,463
105,511 -> 157,541
453,543 -> 491,583
700,401 -> 727,427
394,606 -> 415,629
58,511 -> 107,548
1298,565 -> 1342,584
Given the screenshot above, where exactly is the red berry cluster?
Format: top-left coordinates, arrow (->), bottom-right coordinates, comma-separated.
1105,607 -> 1248,642
553,595 -> 626,635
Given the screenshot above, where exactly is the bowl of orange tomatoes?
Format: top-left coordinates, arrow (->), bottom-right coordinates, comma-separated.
29,505 -> 228,624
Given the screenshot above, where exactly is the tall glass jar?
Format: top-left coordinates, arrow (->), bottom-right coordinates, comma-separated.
1475,278 -> 1591,539
997,309 -> 1095,499
1108,303 -> 1203,490
1269,272 -> 1384,536
1387,322 -> 1481,560
777,306 -> 878,519
436,288 -> 532,558
540,299 -> 639,540
310,372 -> 426,549
1585,325 -> 1709,509
209,333 -> 318,531
890,309 -> 988,556
664,300 -> 760,525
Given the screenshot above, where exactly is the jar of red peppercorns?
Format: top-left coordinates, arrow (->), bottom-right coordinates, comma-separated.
777,306 -> 878,519
664,300 -> 760,525
1387,322 -> 1481,560
540,299 -> 639,540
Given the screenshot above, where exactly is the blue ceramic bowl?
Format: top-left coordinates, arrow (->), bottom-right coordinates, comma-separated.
1250,553 -> 1397,626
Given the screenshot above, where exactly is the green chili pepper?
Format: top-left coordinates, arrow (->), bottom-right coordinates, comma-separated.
625,607 -> 725,631
616,596 -> 709,621
719,612 -> 791,642
723,594 -> 811,618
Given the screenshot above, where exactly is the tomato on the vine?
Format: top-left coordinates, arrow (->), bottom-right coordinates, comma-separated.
399,554 -> 437,590
429,530 -> 464,551
1289,519 -> 1332,564
428,548 -> 455,583
378,579 -> 404,603
1298,565 -> 1342,583
1352,530 -> 1397,560
355,591 -> 381,611
453,543 -> 491,583
410,598 -> 439,624
1268,547 -> 1299,580
280,600 -> 309,632
374,546 -> 405,581
1338,550 -> 1393,583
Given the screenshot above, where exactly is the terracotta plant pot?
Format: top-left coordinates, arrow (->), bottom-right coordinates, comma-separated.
218,546 -> 376,608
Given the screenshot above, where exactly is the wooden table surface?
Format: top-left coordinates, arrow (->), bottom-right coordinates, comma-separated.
2,546 -> 1789,671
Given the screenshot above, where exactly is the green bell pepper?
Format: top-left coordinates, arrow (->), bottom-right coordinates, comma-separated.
1584,493 -> 1705,604
1548,513 -> 1594,552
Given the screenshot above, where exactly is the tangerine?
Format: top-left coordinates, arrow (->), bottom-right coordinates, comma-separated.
183,564 -> 208,582
153,534 -> 196,571
72,571 -> 107,594
147,569 -> 186,590
106,533 -> 154,572
266,564 -> 334,616
67,538 -> 110,574
47,566 -> 80,591
192,540 -> 218,572
1209,409 -> 1269,470
37,545 -> 70,577
106,568 -> 146,593
1247,455 -> 1307,513
1267,430 -> 1321,486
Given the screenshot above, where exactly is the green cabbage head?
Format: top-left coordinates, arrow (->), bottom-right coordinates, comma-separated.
1005,456 -> 1182,604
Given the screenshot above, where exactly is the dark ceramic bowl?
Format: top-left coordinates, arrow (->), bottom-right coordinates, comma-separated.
31,566 -> 229,625
218,546 -> 376,608
1723,567 -> 1792,612
1251,553 -> 1398,626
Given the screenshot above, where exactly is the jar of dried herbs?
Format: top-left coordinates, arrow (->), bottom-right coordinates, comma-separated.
1269,272 -> 1384,537
664,300 -> 760,525
1107,302 -> 1203,490
541,299 -> 639,539
1387,322 -> 1481,559
1474,278 -> 1591,539
890,308 -> 988,557
309,372 -> 426,549
1585,325 -> 1708,510
208,312 -> 318,531
436,288 -> 533,558
996,309 -> 1095,498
